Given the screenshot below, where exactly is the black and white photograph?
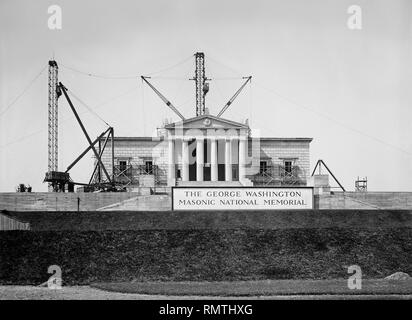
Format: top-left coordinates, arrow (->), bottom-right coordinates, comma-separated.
0,0 -> 411,313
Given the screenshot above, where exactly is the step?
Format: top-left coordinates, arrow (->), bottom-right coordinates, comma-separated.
176,181 -> 242,187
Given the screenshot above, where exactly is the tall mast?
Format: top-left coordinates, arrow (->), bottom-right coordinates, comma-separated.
48,60 -> 59,176
193,52 -> 209,116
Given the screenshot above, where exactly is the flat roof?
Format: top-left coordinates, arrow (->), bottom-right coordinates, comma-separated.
103,137 -> 313,142
259,137 -> 313,142
107,137 -> 162,141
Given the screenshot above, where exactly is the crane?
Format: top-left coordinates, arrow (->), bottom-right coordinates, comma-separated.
44,77 -> 116,192
141,76 -> 185,121
142,52 -> 250,120
216,76 -> 252,118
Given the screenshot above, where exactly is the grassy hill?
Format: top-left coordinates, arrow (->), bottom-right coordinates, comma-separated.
1,210 -> 411,285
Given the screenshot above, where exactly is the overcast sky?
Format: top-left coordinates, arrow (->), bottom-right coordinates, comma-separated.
0,0 -> 411,192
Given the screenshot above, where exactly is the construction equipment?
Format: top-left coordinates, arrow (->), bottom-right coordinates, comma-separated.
44,53 -> 252,191
47,60 -> 59,190
217,76 -> 252,118
191,52 -> 210,116
43,171 -> 72,192
355,176 -> 367,192
44,81 -> 118,192
142,52 -> 250,119
16,184 -> 32,193
141,76 -> 185,120
311,159 -> 346,192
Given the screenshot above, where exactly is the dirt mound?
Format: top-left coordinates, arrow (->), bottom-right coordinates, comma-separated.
384,272 -> 411,280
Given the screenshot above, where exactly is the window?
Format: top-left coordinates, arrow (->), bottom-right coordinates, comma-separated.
145,160 -> 153,174
259,161 -> 268,174
284,160 -> 293,174
119,160 -> 127,172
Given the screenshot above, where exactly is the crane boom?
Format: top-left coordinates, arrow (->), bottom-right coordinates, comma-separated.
141,76 -> 185,120
58,82 -> 112,183
216,76 -> 252,118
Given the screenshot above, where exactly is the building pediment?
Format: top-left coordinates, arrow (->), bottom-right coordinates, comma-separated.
165,114 -> 249,130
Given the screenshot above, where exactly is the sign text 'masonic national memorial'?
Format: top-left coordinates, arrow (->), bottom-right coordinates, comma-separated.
172,187 -> 314,210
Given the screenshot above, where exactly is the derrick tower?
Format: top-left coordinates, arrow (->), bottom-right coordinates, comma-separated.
48,60 -> 59,174
193,52 -> 209,116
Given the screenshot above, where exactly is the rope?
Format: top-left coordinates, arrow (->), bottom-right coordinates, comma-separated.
206,55 -> 243,77
205,55 -> 411,156
146,76 -> 191,81
66,88 -> 111,127
60,55 -> 193,80
210,77 -> 244,80
145,55 -> 193,76
0,85 -> 138,150
60,63 -> 138,79
0,65 -> 47,118
141,77 -> 146,136
253,81 -> 412,156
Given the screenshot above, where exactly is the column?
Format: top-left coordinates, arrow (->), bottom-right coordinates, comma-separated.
239,137 -> 246,181
210,138 -> 218,182
196,138 -> 204,182
167,138 -> 175,185
182,138 -> 189,181
225,138 -> 232,181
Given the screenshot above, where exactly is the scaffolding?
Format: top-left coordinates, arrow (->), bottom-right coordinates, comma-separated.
92,161 -> 161,189
355,176 -> 367,192
311,159 -> 346,192
251,164 -> 304,186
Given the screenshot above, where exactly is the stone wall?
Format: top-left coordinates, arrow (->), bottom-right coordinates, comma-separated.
0,192 -> 139,211
4,190 -> 411,212
316,192 -> 412,209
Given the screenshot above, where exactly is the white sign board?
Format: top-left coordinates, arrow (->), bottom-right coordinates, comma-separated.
172,187 -> 314,210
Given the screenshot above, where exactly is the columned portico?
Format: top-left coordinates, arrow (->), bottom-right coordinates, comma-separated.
239,137 -> 246,181
168,138 -> 175,184
225,138 -> 232,182
181,138 -> 189,181
210,137 -> 218,182
165,114 -> 252,186
196,138 -> 204,181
